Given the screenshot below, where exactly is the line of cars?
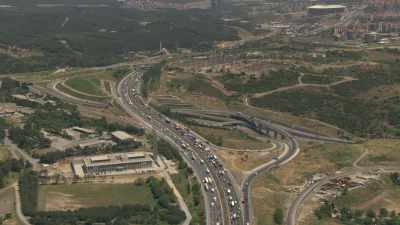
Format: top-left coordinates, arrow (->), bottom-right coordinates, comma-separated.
170,120 -> 243,225
119,71 -> 240,225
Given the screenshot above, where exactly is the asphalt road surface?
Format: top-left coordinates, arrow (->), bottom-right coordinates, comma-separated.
116,70 -> 244,225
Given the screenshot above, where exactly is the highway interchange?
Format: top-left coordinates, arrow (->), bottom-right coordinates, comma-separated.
115,68 -> 353,225
117,70 -> 243,225
38,64 -> 351,225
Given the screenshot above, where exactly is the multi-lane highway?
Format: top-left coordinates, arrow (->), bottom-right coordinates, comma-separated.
36,64 -> 351,225
117,70 -> 244,225
234,116 -> 300,225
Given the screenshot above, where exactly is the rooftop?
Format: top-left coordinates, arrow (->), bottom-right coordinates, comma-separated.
83,152 -> 153,167
78,140 -> 114,149
0,103 -> 17,114
73,127 -> 96,134
111,131 -> 134,141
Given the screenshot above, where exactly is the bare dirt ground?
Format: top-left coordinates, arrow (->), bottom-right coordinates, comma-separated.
0,187 -> 19,225
42,191 -> 84,211
215,146 -> 281,183
362,84 -> 400,101
206,76 -> 234,96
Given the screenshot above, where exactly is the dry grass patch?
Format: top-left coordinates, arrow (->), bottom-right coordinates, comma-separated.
251,142 -> 362,224
38,183 -> 154,212
215,148 -> 280,183
358,139 -> 400,167
251,173 -> 294,225
300,176 -> 400,225
0,145 -> 10,162
0,187 -> 21,225
190,125 -> 272,150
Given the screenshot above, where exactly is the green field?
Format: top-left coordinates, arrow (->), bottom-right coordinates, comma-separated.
38,183 -> 155,211
65,76 -> 105,96
56,83 -> 110,102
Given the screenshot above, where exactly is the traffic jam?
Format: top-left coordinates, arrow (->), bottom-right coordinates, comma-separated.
172,123 -> 243,224
125,71 -> 243,225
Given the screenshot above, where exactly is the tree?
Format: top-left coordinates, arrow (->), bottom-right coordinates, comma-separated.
380,208 -> 389,218
314,202 -> 333,219
366,209 -> 376,218
273,208 -> 284,225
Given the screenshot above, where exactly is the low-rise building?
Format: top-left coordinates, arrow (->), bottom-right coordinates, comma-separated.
111,131 -> 135,143
71,152 -> 155,178
0,103 -> 17,117
77,139 -> 115,150
72,127 -> 96,134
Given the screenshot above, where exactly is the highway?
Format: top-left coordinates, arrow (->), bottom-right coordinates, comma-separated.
35,62 -> 351,225
286,177 -> 330,225
115,69 -> 352,225
117,70 -> 244,225
286,150 -> 400,225
235,116 -> 300,225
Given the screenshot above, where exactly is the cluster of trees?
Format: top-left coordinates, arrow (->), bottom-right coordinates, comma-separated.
391,173 -> 400,185
35,141 -> 142,164
250,88 -> 376,137
22,174 -> 185,225
155,137 -> 205,224
25,105 -> 81,134
251,60 -> 400,138
218,69 -> 299,94
314,50 -> 365,64
314,202 -> 400,225
0,77 -> 29,102
83,117 -> 144,136
273,208 -> 284,225
142,62 -> 165,97
30,205 -> 158,225
156,139 -> 187,169
156,139 -> 181,160
301,74 -> 341,85
172,166 -> 204,224
0,213 -> 12,225
111,67 -> 130,80
0,118 -> 9,142
169,75 -> 230,102
7,97 -> 143,150
0,159 -> 28,188
9,124 -> 51,151
19,170 -> 39,216
146,177 -> 186,224
0,7 -> 237,74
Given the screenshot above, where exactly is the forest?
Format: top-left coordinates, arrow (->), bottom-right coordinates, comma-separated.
0,5 -> 237,73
